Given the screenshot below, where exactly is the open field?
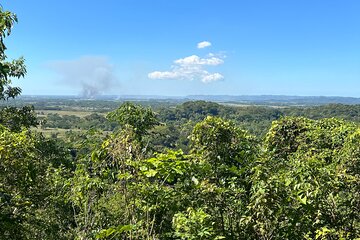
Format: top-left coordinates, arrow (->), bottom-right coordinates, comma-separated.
36,110 -> 107,118
33,127 -> 84,138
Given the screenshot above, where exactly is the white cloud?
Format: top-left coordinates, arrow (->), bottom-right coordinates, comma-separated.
148,55 -> 224,83
197,41 -> 212,49
148,71 -> 178,79
148,42 -> 225,84
148,66 -> 224,83
202,73 -> 224,83
174,55 -> 223,66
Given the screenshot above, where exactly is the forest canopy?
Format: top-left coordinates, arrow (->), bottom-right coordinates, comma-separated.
1,6 -> 360,240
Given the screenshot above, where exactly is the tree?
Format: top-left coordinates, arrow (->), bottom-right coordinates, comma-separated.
106,102 -> 158,140
0,7 -> 26,93
0,126 -> 74,239
0,7 -> 74,239
190,116 -> 258,238
191,116 -> 257,174
248,117 -> 360,239
0,6 -> 37,131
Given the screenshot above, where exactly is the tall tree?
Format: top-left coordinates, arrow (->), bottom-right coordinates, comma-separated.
0,6 -> 37,131
107,102 -> 158,141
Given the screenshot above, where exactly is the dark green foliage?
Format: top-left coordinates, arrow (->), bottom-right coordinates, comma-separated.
3,98 -> 360,239
0,126 -> 73,239
248,117 -> 360,239
191,116 -> 257,169
43,112 -> 114,131
107,102 -> 159,139
0,105 -> 38,131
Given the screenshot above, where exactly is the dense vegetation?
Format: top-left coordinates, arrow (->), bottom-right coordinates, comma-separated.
1,7 -> 360,240
29,100 -> 360,153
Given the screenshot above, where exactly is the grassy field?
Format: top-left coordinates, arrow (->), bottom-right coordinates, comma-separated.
36,110 -> 107,117
33,127 -> 84,138
34,109 -> 111,138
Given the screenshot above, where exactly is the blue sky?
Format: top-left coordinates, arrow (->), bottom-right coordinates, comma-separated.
3,0 -> 360,96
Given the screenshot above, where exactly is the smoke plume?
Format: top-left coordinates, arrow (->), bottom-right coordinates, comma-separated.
48,56 -> 118,98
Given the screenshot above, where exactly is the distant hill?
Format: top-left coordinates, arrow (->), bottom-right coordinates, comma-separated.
14,94 -> 360,106
186,95 -> 360,106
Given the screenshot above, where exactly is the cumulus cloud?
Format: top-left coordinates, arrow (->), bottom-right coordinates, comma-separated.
148,43 -> 225,83
202,73 -> 224,83
148,54 -> 224,83
48,56 -> 118,98
197,41 -> 212,49
174,55 -> 223,66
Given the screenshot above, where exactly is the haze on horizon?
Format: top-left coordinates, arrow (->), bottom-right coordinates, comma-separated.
4,1 -> 360,97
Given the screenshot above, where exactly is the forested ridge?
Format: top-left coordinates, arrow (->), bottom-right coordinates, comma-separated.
1,7 -> 360,240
